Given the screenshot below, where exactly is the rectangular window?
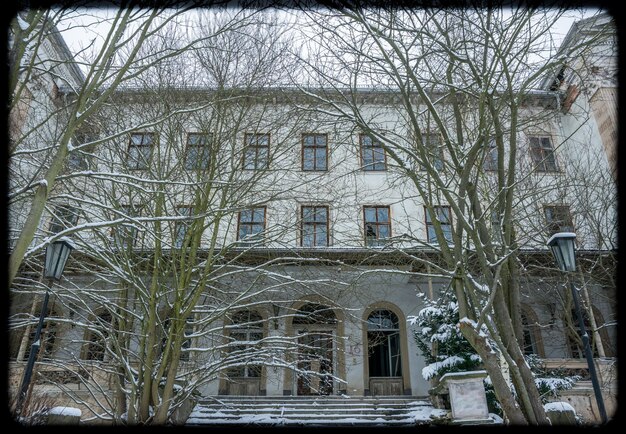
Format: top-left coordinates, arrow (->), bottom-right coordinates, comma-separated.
529,136 -> 558,172
174,206 -> 193,248
483,137 -> 498,171
185,133 -> 212,170
543,205 -> 574,235
425,206 -> 452,244
360,134 -> 386,171
363,206 -> 391,246
180,317 -> 194,362
424,133 -> 444,171
128,133 -> 154,170
243,133 -> 269,170
302,133 -> 328,171
49,204 -> 79,233
301,205 -> 329,247
237,207 -> 266,243
113,205 -> 139,249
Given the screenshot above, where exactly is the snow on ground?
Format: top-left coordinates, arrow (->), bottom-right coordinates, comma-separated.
186,401 -> 449,426
48,406 -> 82,417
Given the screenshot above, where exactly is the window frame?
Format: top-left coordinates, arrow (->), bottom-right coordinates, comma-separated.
543,204 -> 574,235
237,206 -> 267,243
243,132 -> 270,170
423,132 -> 444,171
483,136 -> 498,171
359,134 -> 387,171
113,204 -> 140,249
174,205 -> 194,248
301,205 -> 329,247
363,205 -> 391,247
184,132 -> 212,170
127,132 -> 155,170
302,133 -> 328,172
528,135 -> 558,172
49,204 -> 79,234
425,205 -> 452,244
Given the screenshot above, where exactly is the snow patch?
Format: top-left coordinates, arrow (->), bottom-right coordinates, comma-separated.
544,401 -> 576,414
48,406 -> 82,417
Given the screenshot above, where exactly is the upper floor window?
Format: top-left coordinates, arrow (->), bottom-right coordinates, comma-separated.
425,206 -> 452,244
483,137 -> 498,171
302,133 -> 328,171
180,316 -> 194,362
128,133 -> 155,170
113,204 -> 139,249
360,134 -> 386,171
243,133 -> 269,170
49,204 -> 79,234
238,207 -> 266,243
301,205 -> 329,247
363,206 -> 391,246
543,205 -> 573,235
185,133 -> 212,170
174,206 -> 193,248
424,133 -> 444,171
529,136 -> 558,172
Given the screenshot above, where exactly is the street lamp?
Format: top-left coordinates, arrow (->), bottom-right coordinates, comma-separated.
15,238 -> 75,417
547,232 -> 608,424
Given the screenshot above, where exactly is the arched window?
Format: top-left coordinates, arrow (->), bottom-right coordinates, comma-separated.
520,307 -> 543,357
568,306 -> 613,358
293,304 -> 336,396
83,311 -> 113,361
22,308 -> 58,361
367,310 -> 402,377
227,310 -> 264,378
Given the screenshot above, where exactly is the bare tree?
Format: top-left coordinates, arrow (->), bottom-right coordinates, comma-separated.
289,4 -> 615,424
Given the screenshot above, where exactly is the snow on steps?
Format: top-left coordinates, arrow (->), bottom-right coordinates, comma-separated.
186,395 -> 442,427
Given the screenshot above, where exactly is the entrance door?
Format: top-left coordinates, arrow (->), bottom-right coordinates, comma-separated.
297,331 -> 334,395
367,309 -> 403,395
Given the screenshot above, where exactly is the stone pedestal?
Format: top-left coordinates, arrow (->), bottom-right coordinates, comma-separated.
437,370 -> 492,424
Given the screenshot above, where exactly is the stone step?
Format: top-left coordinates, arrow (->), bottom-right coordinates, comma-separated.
187,396 -> 434,426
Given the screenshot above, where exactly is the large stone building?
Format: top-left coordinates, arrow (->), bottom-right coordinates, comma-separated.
7,9 -> 617,424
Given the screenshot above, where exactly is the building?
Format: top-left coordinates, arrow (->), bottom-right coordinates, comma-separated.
7,9 -> 617,424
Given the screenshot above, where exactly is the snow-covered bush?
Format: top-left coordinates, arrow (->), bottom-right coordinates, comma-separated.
526,354 -> 582,402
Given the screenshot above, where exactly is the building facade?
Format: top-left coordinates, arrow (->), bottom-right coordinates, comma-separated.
8,10 -> 617,424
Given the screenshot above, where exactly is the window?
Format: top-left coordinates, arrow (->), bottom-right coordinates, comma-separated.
83,311 -> 113,361
23,308 -> 58,361
237,207 -> 266,243
367,310 -> 402,377
128,133 -> 155,170
543,205 -> 573,235
363,206 -> 391,247
49,204 -> 79,234
227,310 -> 264,378
483,137 -> 498,171
301,205 -> 329,247
360,134 -> 386,171
302,133 -> 328,171
180,317 -> 194,362
425,206 -> 452,244
424,133 -> 444,171
113,205 -> 139,249
174,206 -> 193,248
185,133 -> 212,170
529,136 -> 558,172
243,133 -> 269,170
521,309 -> 540,356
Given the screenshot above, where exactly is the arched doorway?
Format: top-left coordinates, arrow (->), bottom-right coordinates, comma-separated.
366,309 -> 403,396
293,303 -> 337,396
225,309 -> 265,395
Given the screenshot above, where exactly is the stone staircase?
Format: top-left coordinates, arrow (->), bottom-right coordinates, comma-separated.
186,395 -> 441,427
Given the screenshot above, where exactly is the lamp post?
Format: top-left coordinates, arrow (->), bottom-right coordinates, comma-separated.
547,232 -> 608,424
15,238 -> 74,417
